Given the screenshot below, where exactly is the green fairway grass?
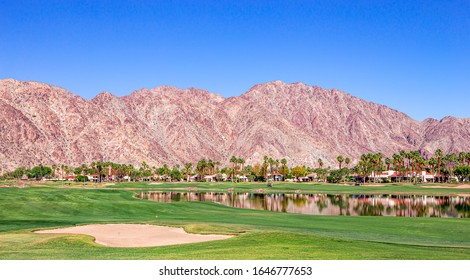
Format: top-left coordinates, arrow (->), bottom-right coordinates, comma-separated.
1,182 -> 469,259
12,180 -> 470,195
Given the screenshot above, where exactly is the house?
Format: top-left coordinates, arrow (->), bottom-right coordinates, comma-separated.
237,175 -> 249,182
87,174 -> 99,182
372,170 -> 396,179
297,176 -> 310,182
65,175 -> 75,181
204,175 -> 216,182
220,173 -> 228,181
269,173 -> 284,181
189,174 -> 202,182
306,173 -> 318,181
420,171 -> 435,182
369,170 -> 403,182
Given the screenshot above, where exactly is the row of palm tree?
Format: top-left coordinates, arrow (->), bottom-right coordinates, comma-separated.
261,156 -> 288,180
229,156 -> 245,179
351,149 -> 470,183
2,149 -> 469,183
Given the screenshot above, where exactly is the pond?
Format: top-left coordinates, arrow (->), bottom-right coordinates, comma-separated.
137,192 -> 470,218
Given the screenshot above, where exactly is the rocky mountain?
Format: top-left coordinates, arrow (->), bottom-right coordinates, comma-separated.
0,78 -> 469,171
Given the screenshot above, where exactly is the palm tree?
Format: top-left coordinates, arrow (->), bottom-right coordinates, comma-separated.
112,163 -> 120,179
126,164 -> 134,181
459,152 -> 466,166
51,164 -> 57,178
238,158 -> 245,176
392,153 -> 403,182
410,150 -> 421,183
60,164 -> 65,180
184,163 -> 192,182
318,158 -> 324,169
200,160 -> 207,176
281,158 -> 287,181
268,157 -> 274,174
371,153 -> 383,182
96,161 -> 103,183
91,162 -> 96,174
337,155 -> 344,169
398,150 -> 407,177
81,163 -> 87,176
193,160 -> 203,179
405,151 -> 413,181
230,156 -> 237,180
445,153 -> 457,183
385,158 -> 391,171
345,157 -> 350,168
208,159 -> 215,175
356,153 -> 373,182
428,157 -> 437,181
262,161 -> 269,181
435,149 -> 443,182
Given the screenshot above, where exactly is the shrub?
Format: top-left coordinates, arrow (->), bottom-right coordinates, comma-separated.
75,175 -> 89,182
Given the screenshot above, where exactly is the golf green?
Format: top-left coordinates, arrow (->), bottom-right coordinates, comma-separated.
1,182 -> 469,259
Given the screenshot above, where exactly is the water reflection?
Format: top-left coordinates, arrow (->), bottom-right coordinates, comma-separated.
138,192 -> 470,218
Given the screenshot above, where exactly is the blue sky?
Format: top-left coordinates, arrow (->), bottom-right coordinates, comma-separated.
1,0 -> 469,120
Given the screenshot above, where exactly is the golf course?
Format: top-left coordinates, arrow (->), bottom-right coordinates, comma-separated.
1,181 -> 470,259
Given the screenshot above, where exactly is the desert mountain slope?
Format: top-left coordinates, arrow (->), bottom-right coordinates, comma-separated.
0,78 -> 468,170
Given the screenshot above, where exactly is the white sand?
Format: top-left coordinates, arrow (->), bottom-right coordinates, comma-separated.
35,224 -> 232,247
422,185 -> 470,189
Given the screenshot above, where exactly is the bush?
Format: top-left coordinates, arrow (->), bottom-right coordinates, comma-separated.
254,176 -> 266,182
75,175 -> 89,182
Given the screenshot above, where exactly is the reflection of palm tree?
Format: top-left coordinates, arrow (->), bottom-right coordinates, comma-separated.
292,195 -> 307,207
315,195 -> 328,213
329,195 -> 349,216
353,196 -> 385,216
280,195 -> 288,213
454,201 -> 470,218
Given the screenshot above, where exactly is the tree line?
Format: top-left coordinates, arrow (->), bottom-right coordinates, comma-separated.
1,149 -> 469,183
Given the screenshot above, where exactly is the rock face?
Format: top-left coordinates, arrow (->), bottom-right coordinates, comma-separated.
0,78 -> 469,170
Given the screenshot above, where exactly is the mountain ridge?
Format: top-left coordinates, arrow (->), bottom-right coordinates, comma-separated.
0,78 -> 468,170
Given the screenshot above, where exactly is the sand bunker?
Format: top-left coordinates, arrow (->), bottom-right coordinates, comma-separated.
422,185 -> 470,189
36,224 -> 232,247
